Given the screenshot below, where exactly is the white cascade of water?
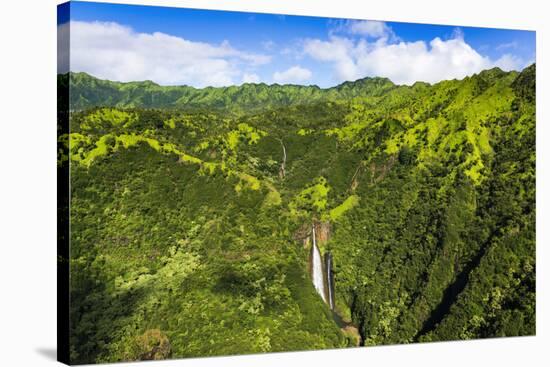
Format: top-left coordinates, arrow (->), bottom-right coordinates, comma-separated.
326,254 -> 334,310
311,225 -> 327,303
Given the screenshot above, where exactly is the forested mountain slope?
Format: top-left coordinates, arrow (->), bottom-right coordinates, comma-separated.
59,64 -> 535,363
66,71 -> 396,111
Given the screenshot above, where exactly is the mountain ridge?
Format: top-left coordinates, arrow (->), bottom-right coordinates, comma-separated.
63,65 -> 532,111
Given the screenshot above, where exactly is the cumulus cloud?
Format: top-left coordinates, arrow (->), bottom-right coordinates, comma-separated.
65,20 -> 270,87
273,65 -> 312,84
61,19 -> 529,88
304,33 -> 528,85
328,19 -> 397,43
347,20 -> 394,39
493,53 -> 526,71
242,73 -> 260,83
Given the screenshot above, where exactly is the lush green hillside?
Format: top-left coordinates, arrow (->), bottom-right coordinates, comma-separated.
60,64 -> 535,363
66,71 -> 396,111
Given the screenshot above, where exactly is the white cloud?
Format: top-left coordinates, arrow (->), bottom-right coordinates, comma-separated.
242,73 -> 260,83
451,27 -> 465,41
65,20 -> 270,87
61,19 -> 530,88
304,37 -> 355,63
347,20 -> 393,39
493,53 -> 525,71
273,65 -> 312,84
496,41 -> 519,51
328,19 -> 397,44
304,34 -> 529,85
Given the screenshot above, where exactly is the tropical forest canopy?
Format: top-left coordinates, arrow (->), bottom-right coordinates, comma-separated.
59,64 -> 535,363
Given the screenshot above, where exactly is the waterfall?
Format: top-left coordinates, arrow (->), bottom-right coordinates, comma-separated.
311,225 -> 327,303
326,252 -> 335,310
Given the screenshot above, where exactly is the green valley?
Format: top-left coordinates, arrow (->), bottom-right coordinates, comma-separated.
59,64 -> 536,363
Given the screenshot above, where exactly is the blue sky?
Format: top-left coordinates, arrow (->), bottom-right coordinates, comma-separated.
58,1 -> 535,87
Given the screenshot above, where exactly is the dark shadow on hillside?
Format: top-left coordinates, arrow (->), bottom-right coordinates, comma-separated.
415,229 -> 497,340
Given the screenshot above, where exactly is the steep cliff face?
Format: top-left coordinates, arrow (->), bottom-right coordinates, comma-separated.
316,222 -> 332,245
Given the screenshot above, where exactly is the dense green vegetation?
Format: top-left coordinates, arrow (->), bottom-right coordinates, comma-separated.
68,71 -> 396,111
60,64 -> 536,364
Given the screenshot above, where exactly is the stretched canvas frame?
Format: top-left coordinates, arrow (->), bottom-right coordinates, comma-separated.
58,1 -> 536,365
